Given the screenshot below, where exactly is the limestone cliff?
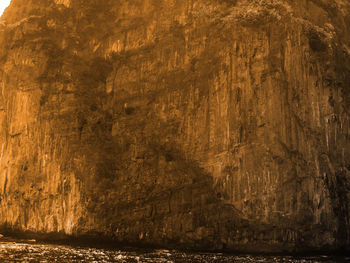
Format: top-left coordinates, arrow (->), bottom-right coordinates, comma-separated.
0,0 -> 349,252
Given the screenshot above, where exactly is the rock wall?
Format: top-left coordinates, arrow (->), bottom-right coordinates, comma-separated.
0,0 -> 349,252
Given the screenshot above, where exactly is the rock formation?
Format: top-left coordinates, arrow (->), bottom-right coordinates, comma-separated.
0,0 -> 349,252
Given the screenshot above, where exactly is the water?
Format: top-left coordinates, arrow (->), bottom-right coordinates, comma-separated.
0,240 -> 349,262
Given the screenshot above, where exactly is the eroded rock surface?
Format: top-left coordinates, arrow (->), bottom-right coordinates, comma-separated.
0,0 -> 349,252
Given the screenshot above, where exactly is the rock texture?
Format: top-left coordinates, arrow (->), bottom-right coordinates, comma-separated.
0,0 -> 350,252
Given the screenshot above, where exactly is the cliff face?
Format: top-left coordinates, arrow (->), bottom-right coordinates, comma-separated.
0,0 -> 349,252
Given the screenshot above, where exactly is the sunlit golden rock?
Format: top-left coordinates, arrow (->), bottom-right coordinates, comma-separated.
0,0 -> 349,252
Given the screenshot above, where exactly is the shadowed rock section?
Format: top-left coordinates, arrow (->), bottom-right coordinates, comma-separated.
0,0 -> 349,252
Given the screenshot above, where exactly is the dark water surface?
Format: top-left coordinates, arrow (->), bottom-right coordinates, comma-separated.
0,240 -> 349,262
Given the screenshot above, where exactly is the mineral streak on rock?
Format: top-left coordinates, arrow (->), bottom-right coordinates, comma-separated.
0,0 -> 349,252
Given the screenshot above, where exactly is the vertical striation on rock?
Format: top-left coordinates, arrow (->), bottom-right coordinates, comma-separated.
0,0 -> 349,252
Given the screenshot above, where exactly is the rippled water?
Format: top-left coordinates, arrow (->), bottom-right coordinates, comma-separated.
0,240 -> 349,262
